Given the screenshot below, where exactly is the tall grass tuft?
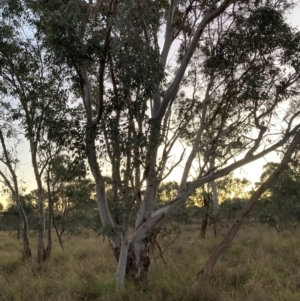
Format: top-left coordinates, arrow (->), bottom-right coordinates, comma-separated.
0,225 -> 300,300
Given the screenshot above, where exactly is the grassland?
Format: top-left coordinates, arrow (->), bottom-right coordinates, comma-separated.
1,224 -> 300,301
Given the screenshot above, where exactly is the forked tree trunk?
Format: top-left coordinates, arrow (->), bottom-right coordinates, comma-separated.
52,207 -> 64,251
195,130 -> 300,280
114,233 -> 151,289
86,127 -> 114,225
81,0 -> 233,288
85,126 -> 121,254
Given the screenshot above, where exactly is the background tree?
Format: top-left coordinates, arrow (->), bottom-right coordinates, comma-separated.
0,117 -> 31,259
44,155 -> 97,247
254,161 -> 300,231
0,194 -> 38,234
196,129 -> 300,279
0,11 -> 70,262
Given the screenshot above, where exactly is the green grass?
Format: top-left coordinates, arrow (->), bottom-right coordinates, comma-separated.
1,224 -> 300,301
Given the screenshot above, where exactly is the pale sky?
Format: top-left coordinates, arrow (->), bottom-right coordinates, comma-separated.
1,4 -> 300,205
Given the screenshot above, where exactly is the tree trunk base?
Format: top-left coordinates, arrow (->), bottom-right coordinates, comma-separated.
22,248 -> 32,261
126,241 -> 150,286
200,215 -> 208,238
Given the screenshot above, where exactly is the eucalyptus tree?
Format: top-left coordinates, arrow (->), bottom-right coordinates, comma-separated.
41,147 -> 84,255
0,9 -> 69,262
43,154 -> 88,250
0,122 -> 31,259
21,0 -> 300,287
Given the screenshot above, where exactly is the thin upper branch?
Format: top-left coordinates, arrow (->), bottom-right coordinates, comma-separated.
156,0 -> 232,120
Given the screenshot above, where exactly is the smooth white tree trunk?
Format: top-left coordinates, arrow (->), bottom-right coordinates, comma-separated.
116,229 -> 129,291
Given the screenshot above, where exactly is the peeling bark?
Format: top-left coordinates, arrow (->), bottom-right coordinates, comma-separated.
126,239 -> 151,285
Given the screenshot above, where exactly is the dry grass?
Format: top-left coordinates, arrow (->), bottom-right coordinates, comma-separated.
1,224 -> 300,301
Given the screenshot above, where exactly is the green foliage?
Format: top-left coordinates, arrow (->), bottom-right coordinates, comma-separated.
156,181 -> 195,223
219,198 -> 247,221
176,3 -> 300,172
0,195 -> 38,232
254,161 -> 300,231
50,177 -> 101,235
204,6 -> 297,73
46,154 -> 87,185
156,181 -> 179,206
0,21 -> 70,147
217,174 -> 251,202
